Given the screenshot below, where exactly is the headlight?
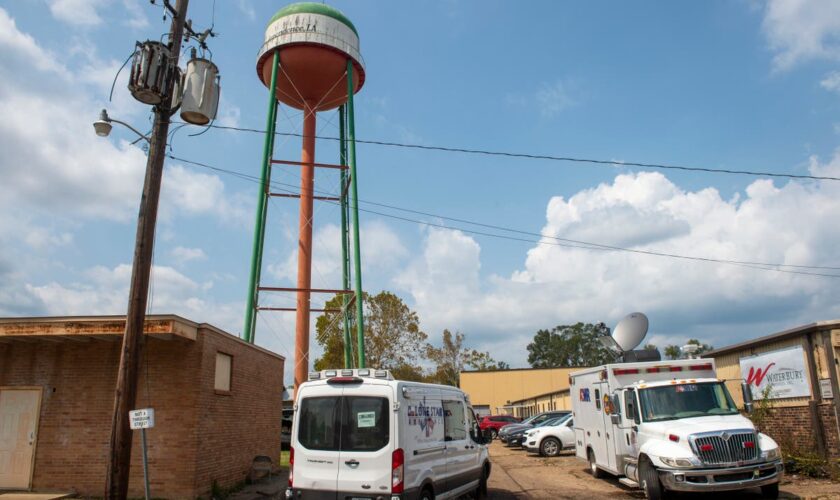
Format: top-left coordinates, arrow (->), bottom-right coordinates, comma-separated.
660,457 -> 694,468
762,447 -> 780,461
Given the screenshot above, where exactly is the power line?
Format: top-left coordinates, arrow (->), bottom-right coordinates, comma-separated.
166,154 -> 840,278
184,122 -> 840,183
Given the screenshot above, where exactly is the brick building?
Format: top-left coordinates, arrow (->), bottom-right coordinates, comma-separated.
0,315 -> 284,497
707,320 -> 840,459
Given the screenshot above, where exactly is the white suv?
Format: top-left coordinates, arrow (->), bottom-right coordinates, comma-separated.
523,416 -> 575,457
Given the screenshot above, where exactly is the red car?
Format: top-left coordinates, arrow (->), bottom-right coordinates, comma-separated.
479,414 -> 520,439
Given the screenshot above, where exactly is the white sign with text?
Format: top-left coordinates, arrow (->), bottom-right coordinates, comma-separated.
740,346 -> 810,399
129,408 -> 155,429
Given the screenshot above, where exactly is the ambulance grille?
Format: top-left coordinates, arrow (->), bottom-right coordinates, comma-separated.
690,430 -> 758,465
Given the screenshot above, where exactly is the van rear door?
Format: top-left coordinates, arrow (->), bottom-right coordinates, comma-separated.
335,383 -> 393,496
295,385 -> 343,496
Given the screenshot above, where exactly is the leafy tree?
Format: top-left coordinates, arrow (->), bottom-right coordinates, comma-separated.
526,322 -> 614,368
426,330 -> 498,387
495,361 -> 511,370
313,291 -> 427,371
664,345 -> 681,360
643,343 -> 658,351
664,339 -> 713,360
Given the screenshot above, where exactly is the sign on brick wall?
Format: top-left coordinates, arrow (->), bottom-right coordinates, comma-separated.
740,346 -> 810,399
129,408 -> 155,429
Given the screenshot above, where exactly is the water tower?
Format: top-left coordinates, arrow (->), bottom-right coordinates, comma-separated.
243,2 -> 367,392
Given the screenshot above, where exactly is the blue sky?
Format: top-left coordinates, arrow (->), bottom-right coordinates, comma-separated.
2,1 -> 840,379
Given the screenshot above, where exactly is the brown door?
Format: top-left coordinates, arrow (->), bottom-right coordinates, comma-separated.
0,388 -> 42,489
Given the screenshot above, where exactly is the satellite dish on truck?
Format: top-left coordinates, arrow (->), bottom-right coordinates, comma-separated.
612,312 -> 649,351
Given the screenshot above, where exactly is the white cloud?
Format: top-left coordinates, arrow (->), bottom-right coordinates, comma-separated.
762,0 -> 840,70
171,246 -> 207,264
48,0 -> 106,26
122,0 -> 149,29
395,159 -> 840,366
535,80 -> 578,117
507,78 -> 580,118
820,71 -> 840,93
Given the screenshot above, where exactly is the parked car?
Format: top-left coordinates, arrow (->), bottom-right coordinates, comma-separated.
498,410 -> 570,445
505,414 -> 569,448
289,368 -> 491,500
479,414 -> 520,439
523,416 -> 575,457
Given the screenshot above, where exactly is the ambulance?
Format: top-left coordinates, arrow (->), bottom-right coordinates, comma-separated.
287,368 -> 491,500
571,359 -> 783,499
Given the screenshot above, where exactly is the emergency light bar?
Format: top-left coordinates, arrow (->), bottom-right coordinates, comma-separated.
613,363 -> 714,377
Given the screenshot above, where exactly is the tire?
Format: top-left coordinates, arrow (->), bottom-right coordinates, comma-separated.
760,483 -> 779,499
640,459 -> 665,500
488,428 -> 498,440
475,465 -> 489,500
588,449 -> 604,478
420,486 -> 434,500
540,437 -> 561,457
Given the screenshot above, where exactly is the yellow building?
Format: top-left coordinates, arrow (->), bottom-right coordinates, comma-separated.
460,367 -> 580,416
509,388 -> 572,418
707,320 -> 840,459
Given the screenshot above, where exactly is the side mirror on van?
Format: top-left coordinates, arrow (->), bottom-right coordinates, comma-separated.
741,381 -> 754,414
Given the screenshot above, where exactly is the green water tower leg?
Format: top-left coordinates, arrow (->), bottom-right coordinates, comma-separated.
339,105 -> 352,369
243,50 -> 280,343
346,60 -> 365,368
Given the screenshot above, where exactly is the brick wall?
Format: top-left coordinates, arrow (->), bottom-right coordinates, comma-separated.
755,403 -> 840,458
192,327 -> 284,495
0,327 -> 284,498
0,338 -> 201,498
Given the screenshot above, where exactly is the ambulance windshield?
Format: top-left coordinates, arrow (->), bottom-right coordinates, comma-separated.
638,382 -> 739,422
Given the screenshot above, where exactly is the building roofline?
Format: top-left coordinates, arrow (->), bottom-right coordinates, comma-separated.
705,319 -> 840,357
198,322 -> 285,361
461,366 -> 587,374
0,314 -> 284,360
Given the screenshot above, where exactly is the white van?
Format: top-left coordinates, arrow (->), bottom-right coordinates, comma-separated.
287,368 -> 491,500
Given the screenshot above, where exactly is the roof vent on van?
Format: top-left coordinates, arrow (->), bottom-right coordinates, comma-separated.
374,370 -> 388,378
308,372 -> 321,380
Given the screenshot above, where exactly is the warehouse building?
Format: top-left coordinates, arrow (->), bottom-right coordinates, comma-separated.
707,319 -> 840,459
0,315 -> 284,497
460,367 -> 579,416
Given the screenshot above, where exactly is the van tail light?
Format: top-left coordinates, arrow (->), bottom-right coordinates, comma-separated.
288,446 -> 294,487
392,448 -> 405,494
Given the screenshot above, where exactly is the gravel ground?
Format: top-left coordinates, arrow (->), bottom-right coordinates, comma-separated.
485,441 -> 840,500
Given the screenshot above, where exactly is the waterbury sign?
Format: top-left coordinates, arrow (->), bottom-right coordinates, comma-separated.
740,346 -> 810,399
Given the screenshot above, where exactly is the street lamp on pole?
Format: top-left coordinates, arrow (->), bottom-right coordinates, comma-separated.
93,109 -> 151,143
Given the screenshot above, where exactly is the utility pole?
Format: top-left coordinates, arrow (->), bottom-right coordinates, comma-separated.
105,1 -> 189,498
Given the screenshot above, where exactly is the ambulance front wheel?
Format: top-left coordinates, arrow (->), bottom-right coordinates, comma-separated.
640,459 -> 666,500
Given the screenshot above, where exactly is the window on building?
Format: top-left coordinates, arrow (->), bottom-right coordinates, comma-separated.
215,352 -> 232,392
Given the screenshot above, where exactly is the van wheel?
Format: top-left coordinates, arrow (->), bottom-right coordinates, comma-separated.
760,483 -> 779,499
475,466 -> 489,500
588,449 -> 603,478
488,428 -> 498,440
540,437 -> 561,457
420,486 -> 434,500
640,459 -> 666,500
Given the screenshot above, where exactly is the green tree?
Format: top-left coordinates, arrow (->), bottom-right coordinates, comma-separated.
526,322 -> 614,368
313,291 -> 428,371
664,345 -> 681,360
643,343 -> 658,351
426,330 -> 498,387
